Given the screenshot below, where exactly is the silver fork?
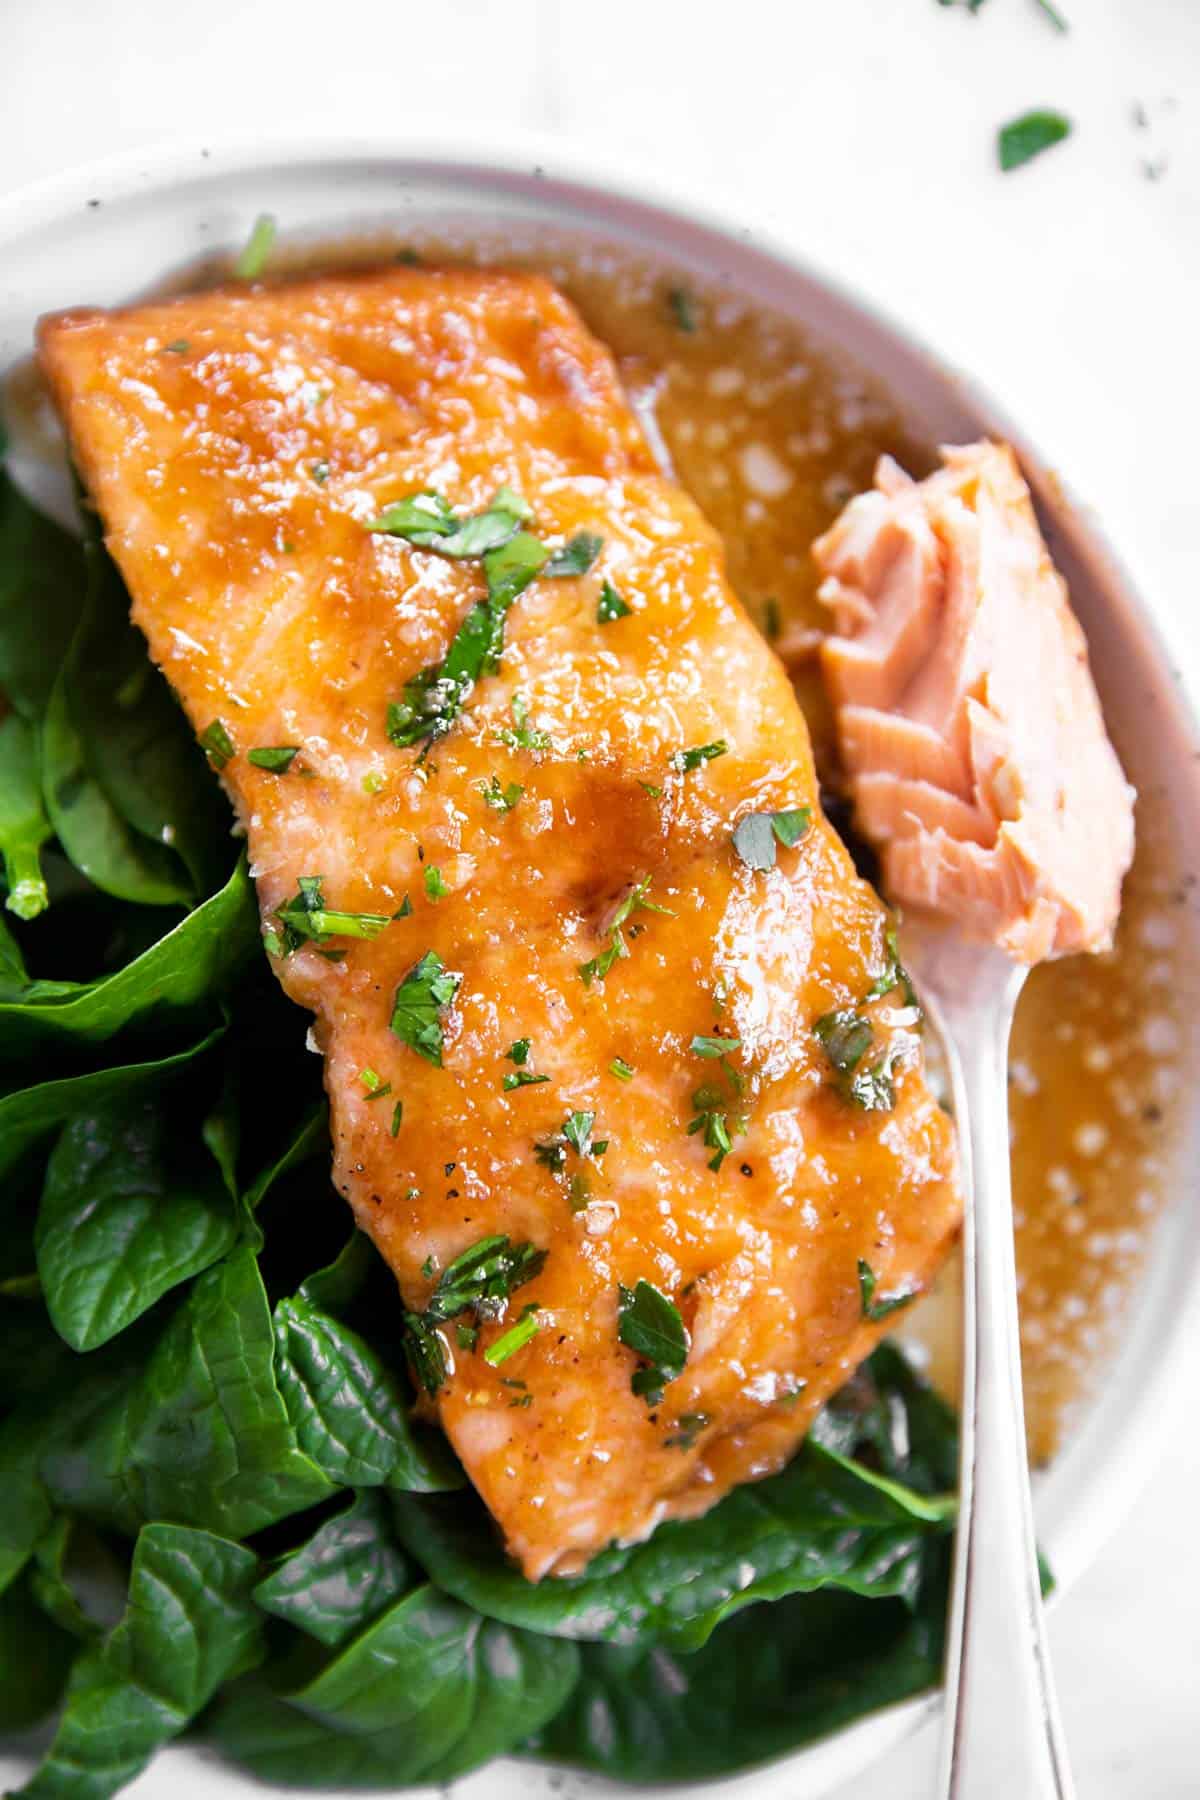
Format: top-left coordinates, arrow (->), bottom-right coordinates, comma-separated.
904,931 -> 1077,1800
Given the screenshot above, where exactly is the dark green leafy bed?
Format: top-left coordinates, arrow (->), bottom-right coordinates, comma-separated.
0,456 -> 957,1794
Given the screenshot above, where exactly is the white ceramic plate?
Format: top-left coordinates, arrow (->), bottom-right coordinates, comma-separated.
1,130 -> 1198,1800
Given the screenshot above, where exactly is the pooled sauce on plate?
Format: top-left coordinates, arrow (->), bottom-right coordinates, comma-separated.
14,225 -> 1188,1466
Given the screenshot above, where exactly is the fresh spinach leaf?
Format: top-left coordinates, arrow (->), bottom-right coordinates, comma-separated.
0,714 -> 52,919
252,1491 -> 411,1649
39,1248 -> 335,1540
35,1097 -> 240,1351
0,1025 -> 223,1183
0,1567 -> 75,1733
207,1586 -> 578,1788
41,530 -> 228,906
272,1290 -> 462,1493
535,1569 -> 948,1784
15,1524 -> 263,1800
0,858 -> 257,1066
29,1516 -> 126,1644
393,1438 -> 950,1652
0,464 -> 86,720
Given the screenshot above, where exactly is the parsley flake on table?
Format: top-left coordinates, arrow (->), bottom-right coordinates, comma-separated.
998,109 -> 1072,173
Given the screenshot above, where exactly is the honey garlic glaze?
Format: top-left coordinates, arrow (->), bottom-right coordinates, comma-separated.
81,225 -> 1196,1464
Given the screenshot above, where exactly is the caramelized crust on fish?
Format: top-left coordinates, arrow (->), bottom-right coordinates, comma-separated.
40,269 -> 959,1578
814,444 -> 1135,962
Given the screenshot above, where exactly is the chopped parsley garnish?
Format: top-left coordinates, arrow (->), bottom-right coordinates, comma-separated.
482,531 -> 550,608
640,781 -> 663,799
369,485 -> 532,557
866,928 -> 920,1013
234,212 -> 277,280
813,1009 -> 873,1073
395,896 -> 413,919
687,1038 -> 747,1171
495,693 -> 552,754
690,1034 -> 742,1058
544,532 -> 603,577
618,1279 -> 688,1406
273,876 -> 391,953
732,806 -> 812,871
390,1101 -> 404,1137
609,1057 -> 635,1082
579,876 -> 671,985
504,1043 -> 549,1090
376,490 -> 550,750
164,339 -> 190,355
423,865 -> 449,902
597,580 -> 632,623
480,775 -> 523,812
456,1321 -> 478,1350
814,1007 -> 907,1113
368,490 -> 458,542
563,1110 -> 595,1155
667,286 -> 698,333
665,1411 -> 711,1450
763,597 -> 781,641
998,109 -> 1072,173
534,1139 -> 567,1174
673,740 -> 727,773
389,950 -> 462,1066
362,769 -> 386,796
687,1085 -> 738,1170
427,1237 -> 546,1323
199,719 -> 235,769
403,1233 -> 547,1391
359,1068 -> 392,1100
483,1303 -> 541,1368
857,1258 -> 917,1323
247,745 -> 301,773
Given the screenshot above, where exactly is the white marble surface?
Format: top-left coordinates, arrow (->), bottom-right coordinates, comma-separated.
2,2 -> 1199,1795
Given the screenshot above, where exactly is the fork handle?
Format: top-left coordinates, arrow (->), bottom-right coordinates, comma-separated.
936,964 -> 1077,1800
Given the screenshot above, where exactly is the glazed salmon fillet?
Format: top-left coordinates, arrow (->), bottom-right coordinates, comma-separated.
39,269 -> 959,1579
814,443 -> 1135,962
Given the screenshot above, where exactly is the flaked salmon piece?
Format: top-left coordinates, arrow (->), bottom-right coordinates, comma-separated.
814,443 -> 1135,962
39,269 -> 959,1579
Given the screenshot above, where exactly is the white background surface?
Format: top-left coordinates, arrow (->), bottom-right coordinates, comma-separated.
2,2 -> 1199,1796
